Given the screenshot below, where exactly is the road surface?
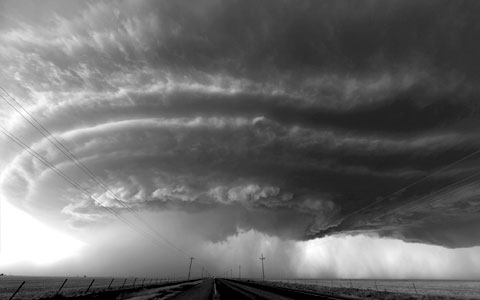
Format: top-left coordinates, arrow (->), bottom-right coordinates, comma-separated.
169,279 -> 214,300
214,279 -> 350,299
54,278 -> 349,299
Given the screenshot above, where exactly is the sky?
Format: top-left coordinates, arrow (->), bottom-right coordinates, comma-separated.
1,0 -> 480,279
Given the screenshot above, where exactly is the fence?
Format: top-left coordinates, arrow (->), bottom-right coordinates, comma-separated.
0,276 -> 188,300
262,278 -> 480,299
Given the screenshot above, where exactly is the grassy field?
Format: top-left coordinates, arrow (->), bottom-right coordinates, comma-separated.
0,275 -> 172,300
266,279 -> 480,299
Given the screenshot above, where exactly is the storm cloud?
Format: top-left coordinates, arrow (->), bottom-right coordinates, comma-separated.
1,0 -> 480,258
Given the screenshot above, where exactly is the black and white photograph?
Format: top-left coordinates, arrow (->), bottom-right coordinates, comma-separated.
0,0 -> 480,299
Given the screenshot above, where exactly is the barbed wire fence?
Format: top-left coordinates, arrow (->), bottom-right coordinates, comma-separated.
0,276 -> 206,300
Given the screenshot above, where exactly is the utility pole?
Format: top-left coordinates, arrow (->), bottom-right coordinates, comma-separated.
239,265 -> 241,279
187,257 -> 195,280
259,253 -> 266,281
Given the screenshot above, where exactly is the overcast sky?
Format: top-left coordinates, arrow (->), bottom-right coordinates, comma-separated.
1,0 -> 480,279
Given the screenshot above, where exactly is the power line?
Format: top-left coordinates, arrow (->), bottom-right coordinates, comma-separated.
340,148 -> 480,224
0,89 -> 191,257
374,170 -> 480,221
187,257 -> 194,280
0,87 -> 189,256
0,86 -> 219,273
259,253 -> 266,281
0,124 -> 178,250
0,88 -> 216,278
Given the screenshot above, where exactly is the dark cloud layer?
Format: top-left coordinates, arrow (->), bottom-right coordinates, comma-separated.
1,0 -> 480,250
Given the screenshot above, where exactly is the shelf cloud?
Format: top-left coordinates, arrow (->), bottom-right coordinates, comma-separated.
1,0 -> 480,267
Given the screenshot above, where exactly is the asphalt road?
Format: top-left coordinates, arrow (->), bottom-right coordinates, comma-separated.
214,279 -> 349,300
109,278 -> 348,300
169,279 -> 214,300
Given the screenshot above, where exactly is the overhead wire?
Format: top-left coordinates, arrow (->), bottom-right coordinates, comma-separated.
340,148 -> 480,223
0,124 -> 187,253
375,170 -> 480,221
0,87 -> 191,257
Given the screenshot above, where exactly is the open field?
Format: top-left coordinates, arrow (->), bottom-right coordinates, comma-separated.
264,279 -> 480,299
0,276 -> 186,300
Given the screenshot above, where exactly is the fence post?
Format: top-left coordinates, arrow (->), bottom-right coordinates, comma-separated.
374,281 -> 379,292
8,281 -> 25,300
412,282 -> 419,296
57,278 -> 68,295
350,279 -> 353,289
107,278 -> 114,290
121,278 -> 127,289
330,280 -> 333,288
84,279 -> 95,294
141,278 -> 145,287
132,278 -> 137,287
